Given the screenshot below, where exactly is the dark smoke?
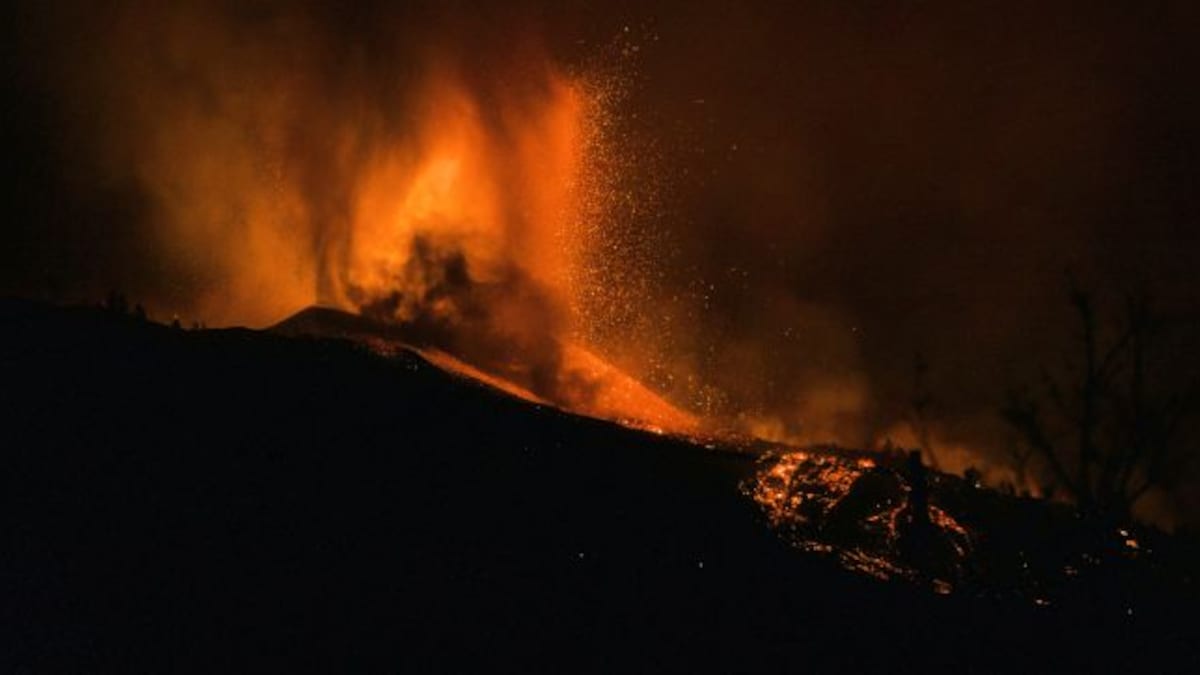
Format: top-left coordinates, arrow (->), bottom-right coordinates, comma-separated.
350,234 -> 569,402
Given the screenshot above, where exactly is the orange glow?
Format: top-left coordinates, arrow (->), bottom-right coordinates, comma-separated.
316,60 -> 698,433
335,69 -> 583,317
88,5 -> 957,449
107,8 -> 701,436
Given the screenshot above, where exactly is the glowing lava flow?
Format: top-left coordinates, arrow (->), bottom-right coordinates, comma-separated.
421,342 -> 700,435
746,449 -> 973,588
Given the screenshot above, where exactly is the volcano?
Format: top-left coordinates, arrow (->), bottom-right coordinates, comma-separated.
271,305 -> 702,435
3,298 -> 1199,672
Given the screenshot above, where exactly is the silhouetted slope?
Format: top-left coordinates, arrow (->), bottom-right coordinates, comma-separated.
270,304 -> 408,342
2,299 -> 1197,672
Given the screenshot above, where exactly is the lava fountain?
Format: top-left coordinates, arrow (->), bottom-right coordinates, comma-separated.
320,63 -> 696,432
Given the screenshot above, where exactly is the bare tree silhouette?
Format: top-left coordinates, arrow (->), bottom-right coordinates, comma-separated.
1002,286 -> 1197,520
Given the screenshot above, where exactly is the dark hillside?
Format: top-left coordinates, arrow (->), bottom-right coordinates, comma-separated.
2,299 -> 1197,672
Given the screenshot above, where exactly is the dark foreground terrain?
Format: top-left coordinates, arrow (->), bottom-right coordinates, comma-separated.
2,299 -> 1198,672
